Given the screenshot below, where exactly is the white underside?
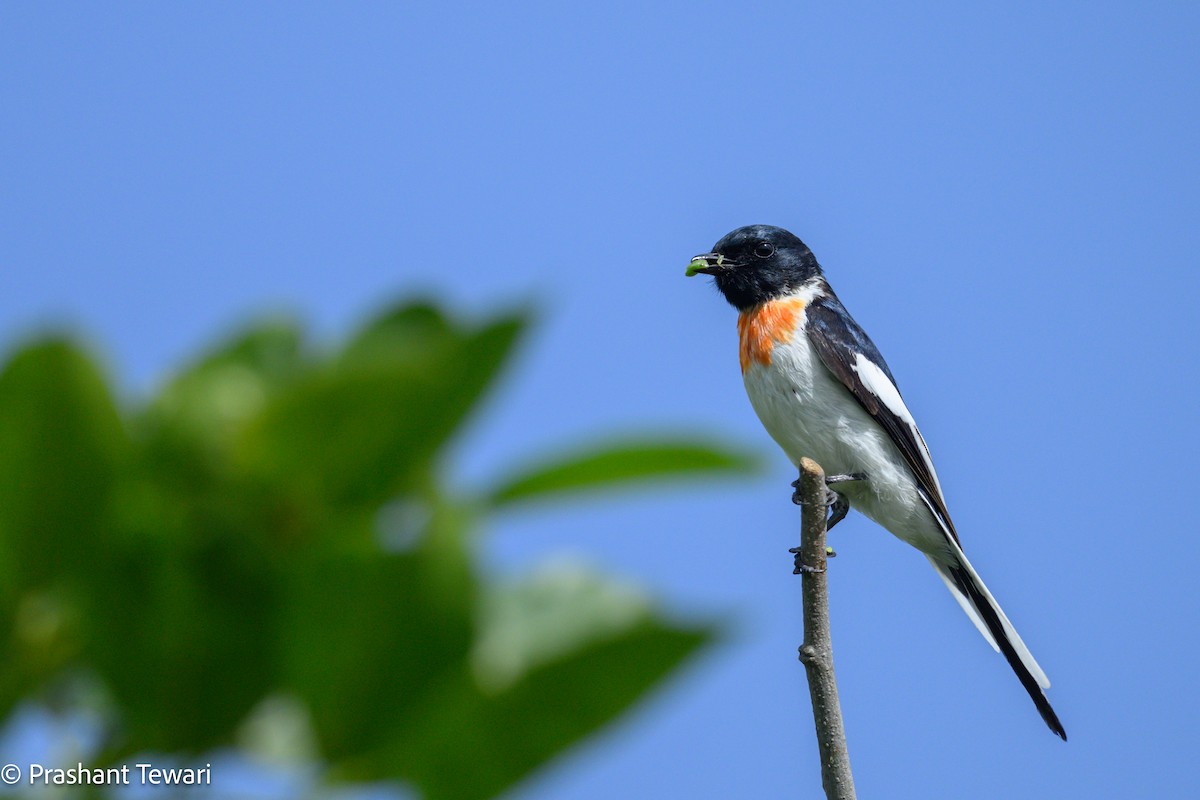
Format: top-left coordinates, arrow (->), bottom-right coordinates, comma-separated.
743,323 -> 955,561
742,296 -> 1050,688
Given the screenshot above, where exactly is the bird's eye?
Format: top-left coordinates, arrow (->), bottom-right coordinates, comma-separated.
753,242 -> 774,258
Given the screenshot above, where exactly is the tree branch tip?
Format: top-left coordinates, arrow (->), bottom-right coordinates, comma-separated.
799,457 -> 824,477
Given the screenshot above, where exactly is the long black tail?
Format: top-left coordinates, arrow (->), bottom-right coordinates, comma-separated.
947,564 -> 1067,740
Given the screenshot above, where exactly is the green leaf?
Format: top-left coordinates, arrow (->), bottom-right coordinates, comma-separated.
145,318 -> 307,454
341,563 -> 717,800
419,623 -> 709,800
338,300 -> 456,368
486,439 -> 759,508
470,560 -> 673,691
0,338 -> 129,719
84,517 -> 278,755
280,514 -> 475,761
0,339 -> 128,588
237,306 -> 527,508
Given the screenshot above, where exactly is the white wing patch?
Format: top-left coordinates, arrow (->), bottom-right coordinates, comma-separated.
851,352 -> 944,498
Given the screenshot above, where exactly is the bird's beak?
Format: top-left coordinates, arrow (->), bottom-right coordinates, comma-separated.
686,253 -> 726,277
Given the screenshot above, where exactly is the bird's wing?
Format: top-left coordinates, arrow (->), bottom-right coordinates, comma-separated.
805,292 -> 959,544
806,293 -> 1065,737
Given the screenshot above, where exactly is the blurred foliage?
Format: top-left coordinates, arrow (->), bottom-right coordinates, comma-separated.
0,299 -> 755,798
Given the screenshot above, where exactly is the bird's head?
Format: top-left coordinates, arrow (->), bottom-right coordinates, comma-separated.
687,224 -> 823,310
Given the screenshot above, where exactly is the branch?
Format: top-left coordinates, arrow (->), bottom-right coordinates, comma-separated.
795,457 -> 857,800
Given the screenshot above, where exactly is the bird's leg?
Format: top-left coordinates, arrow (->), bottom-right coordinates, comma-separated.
791,472 -> 866,532
824,473 -> 867,485
825,492 -> 850,531
821,473 -> 865,532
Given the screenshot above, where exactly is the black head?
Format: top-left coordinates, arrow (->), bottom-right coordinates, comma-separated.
686,224 -> 823,310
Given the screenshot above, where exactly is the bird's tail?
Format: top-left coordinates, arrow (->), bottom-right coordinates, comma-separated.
927,551 -> 1067,740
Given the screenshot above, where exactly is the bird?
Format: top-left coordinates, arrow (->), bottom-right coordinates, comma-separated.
686,224 -> 1065,740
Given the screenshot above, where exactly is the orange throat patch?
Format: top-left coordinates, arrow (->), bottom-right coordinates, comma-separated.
737,297 -> 806,374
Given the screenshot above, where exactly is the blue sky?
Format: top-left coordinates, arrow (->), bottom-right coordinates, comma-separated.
3,2 -> 1199,798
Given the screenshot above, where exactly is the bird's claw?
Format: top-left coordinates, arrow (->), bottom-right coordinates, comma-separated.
790,479 -> 837,508
788,546 -> 826,575
791,473 -> 865,531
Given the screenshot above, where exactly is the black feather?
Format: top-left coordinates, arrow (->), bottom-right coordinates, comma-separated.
948,566 -> 1068,740
806,291 -> 961,545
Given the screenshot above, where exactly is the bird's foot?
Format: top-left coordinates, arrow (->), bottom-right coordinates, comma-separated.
791,472 -> 866,531
788,546 -> 824,575
788,545 -> 836,575
790,479 -> 835,507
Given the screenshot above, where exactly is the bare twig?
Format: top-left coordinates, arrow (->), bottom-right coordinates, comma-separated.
796,457 -> 856,800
